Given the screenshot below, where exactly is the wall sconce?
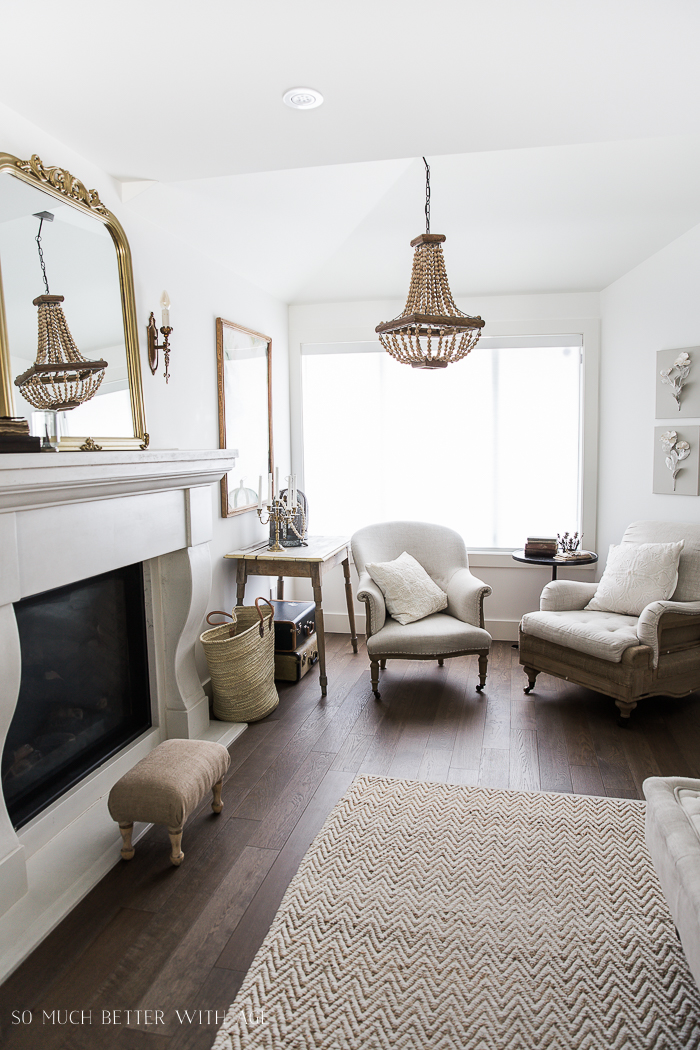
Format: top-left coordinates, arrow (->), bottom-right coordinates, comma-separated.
147,290 -> 173,383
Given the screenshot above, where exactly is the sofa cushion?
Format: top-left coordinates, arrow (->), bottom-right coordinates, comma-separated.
366,550 -> 448,625
585,541 -> 684,615
520,609 -> 639,662
367,611 -> 491,657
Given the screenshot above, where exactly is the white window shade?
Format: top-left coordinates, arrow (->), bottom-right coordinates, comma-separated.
300,339 -> 582,549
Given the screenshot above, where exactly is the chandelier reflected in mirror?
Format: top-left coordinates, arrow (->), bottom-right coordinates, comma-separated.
376,158 -> 485,369
14,211 -> 108,412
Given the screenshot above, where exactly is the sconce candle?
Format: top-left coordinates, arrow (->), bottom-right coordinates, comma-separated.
147,294 -> 174,383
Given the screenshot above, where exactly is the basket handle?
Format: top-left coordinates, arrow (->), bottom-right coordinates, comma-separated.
255,596 -> 275,638
206,609 -> 237,637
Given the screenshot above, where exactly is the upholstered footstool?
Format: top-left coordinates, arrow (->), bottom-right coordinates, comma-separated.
108,739 -> 231,866
644,775 -> 700,987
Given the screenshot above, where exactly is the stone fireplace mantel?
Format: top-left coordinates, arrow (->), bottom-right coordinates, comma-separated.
0,448 -> 242,981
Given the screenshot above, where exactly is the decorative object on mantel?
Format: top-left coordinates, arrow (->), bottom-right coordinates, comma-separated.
653,425 -> 700,495
0,416 -> 40,454
14,212 -> 108,413
375,157 -> 485,369
147,291 -> 173,382
257,470 -> 307,550
656,347 -> 700,418
79,436 -> 103,452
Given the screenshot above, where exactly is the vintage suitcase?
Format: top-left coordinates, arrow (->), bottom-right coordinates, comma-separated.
269,599 -> 316,652
274,634 -> 319,682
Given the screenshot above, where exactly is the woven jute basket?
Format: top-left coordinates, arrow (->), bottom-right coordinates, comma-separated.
200,599 -> 279,722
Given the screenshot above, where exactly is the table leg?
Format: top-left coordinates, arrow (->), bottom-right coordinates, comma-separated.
342,556 -> 358,654
236,560 -> 247,606
311,565 -> 327,696
277,576 -> 285,600
551,565 -> 558,581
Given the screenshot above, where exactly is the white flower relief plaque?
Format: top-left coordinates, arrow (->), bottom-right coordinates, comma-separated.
653,426 -> 700,495
656,347 -> 700,417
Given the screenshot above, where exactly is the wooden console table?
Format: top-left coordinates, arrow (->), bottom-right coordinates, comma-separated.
224,536 -> 358,696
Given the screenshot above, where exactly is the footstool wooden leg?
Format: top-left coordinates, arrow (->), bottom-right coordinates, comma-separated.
168,826 -> 184,866
119,821 -> 135,861
211,778 -> 224,814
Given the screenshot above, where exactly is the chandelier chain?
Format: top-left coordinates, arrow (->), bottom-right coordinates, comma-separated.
35,217 -> 50,295
423,156 -> 430,234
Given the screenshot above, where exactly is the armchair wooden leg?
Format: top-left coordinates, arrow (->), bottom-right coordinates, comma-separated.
523,666 -> 539,694
370,659 -> 381,699
438,658 -> 444,666
615,699 -> 637,727
380,659 -> 386,670
476,652 -> 488,692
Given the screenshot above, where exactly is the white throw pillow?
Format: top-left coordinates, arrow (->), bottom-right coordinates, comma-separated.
585,541 -> 684,616
366,551 -> 448,625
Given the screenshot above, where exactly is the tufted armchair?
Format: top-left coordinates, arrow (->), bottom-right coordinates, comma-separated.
519,521 -> 700,723
351,521 -> 492,698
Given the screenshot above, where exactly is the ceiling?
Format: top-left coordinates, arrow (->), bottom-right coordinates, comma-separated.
2,0 -> 700,302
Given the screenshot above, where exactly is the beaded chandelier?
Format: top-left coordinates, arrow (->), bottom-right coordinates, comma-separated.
14,212 -> 107,412
376,159 -> 485,369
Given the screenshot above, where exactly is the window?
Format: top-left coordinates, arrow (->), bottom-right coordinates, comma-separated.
300,336 -> 583,550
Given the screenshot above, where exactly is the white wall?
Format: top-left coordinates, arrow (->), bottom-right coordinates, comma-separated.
288,292 -> 601,640
0,102 -> 290,634
599,222 -> 700,557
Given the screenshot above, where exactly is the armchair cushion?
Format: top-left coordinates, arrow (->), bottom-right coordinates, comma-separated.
367,612 -> 491,658
365,551 -> 448,625
585,541 -> 684,616
520,609 -> 639,662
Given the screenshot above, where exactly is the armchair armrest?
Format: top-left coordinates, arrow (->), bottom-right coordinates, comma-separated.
357,571 -> 386,638
636,600 -> 700,668
446,568 -> 492,628
540,580 -> 599,612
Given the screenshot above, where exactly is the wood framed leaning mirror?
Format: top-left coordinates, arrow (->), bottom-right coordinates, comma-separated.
217,317 -> 273,517
0,152 -> 148,449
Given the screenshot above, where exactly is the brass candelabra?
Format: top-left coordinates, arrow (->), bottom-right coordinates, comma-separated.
257,497 -> 307,552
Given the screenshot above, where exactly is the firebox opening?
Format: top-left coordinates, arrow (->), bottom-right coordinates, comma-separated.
2,562 -> 152,829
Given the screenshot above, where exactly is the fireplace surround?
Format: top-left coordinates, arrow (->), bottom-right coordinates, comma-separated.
0,449 -> 243,980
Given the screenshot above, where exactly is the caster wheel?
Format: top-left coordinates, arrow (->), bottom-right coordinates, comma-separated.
616,718 -> 631,729
524,686 -> 532,694
476,684 -> 484,693
373,691 -> 381,700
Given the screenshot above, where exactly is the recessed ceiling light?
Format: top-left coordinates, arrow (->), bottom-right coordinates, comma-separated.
283,88 -> 324,110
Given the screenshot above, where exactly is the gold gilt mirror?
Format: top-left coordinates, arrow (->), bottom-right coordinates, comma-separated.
217,317 -> 273,517
0,153 -> 147,449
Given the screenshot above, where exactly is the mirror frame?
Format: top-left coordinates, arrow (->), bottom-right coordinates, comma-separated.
0,152 -> 148,449
216,317 -> 273,518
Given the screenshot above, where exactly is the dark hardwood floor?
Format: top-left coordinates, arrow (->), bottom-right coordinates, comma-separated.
2,636 -> 700,1049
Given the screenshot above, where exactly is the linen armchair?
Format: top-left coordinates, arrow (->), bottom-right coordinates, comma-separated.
519,521 -> 700,723
351,521 -> 492,698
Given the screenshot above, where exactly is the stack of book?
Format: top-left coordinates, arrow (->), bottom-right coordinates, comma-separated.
0,417 -> 41,453
524,536 -> 558,558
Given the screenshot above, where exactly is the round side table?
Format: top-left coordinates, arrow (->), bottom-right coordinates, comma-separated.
511,549 -> 598,581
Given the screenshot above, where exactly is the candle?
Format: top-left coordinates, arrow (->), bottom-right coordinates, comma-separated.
275,467 -> 279,500
160,289 -> 171,329
286,475 -> 292,509
257,475 -> 263,510
267,472 -> 272,507
292,474 -> 297,508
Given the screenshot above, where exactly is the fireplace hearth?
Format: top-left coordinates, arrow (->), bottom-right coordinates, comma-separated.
2,563 -> 151,829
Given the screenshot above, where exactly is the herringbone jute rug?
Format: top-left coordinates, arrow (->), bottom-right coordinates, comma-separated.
212,775 -> 700,1050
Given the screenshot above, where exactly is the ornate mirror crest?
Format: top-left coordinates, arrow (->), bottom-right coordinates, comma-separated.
0,153 -> 148,449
